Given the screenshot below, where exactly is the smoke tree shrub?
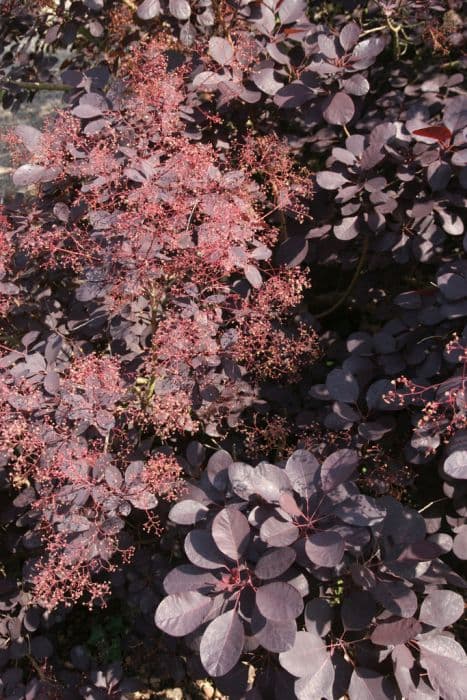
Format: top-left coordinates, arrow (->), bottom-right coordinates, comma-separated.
0,0 -> 466,698
156,448 -> 467,698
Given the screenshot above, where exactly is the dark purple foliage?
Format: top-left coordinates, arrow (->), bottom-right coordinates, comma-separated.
0,0 -> 466,697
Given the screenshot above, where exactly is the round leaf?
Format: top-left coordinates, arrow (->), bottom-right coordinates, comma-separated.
155,591 -> 212,636
323,92 -> 355,125
255,582 -> 303,622
255,547 -> 296,580
279,630 -> 328,677
305,531 -> 345,567
419,590 -> 465,628
200,610 -> 245,676
211,507 -> 250,561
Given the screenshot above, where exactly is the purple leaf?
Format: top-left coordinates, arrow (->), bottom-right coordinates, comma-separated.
200,610 -> 245,676
211,507 -> 250,561
13,164 -> 59,187
427,161 -> 451,191
395,540 -> 444,562
163,564 -> 218,595
321,449 -> 359,491
155,591 -> 212,636
342,590 -> 377,630
351,36 -> 387,69
342,74 -> 370,96
184,530 -> 227,569
348,668 -> 398,700
276,237 -> 309,267
295,656 -> 335,700
323,92 -> 355,126
255,547 -> 296,579
104,465 -> 123,489
137,0 -> 160,20
452,149 -> 467,167
335,494 -> 386,526
316,171 -> 349,190
334,215 -> 360,240
326,368 -> 359,403
278,630 -> 328,677
453,525 -> 467,559
44,370 -> 60,395
244,264 -> 262,289
15,125 -> 42,153
304,598 -> 333,637
419,590 -> 465,627
305,531 -> 345,567
418,635 -> 467,700
444,95 -> 467,133
169,0 -> 191,20
340,22 -> 361,51
126,489 -> 158,510
260,516 -> 298,547
208,37 -> 234,66
277,0 -> 307,24
444,434 -> 467,479
251,608 -> 296,652
255,581 -> 303,621
285,449 -> 320,498
206,450 -> 232,491
318,35 -> 338,60
370,617 -> 422,646
372,581 -> 418,618
169,499 -> 209,525
186,440 -> 206,468
252,67 -> 285,95
30,636 -> 53,660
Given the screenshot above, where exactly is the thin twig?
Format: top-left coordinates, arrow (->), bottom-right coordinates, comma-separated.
2,80 -> 72,92
418,497 -> 448,514
316,231 -> 369,319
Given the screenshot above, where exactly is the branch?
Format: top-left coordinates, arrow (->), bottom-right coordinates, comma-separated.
315,232 -> 369,319
1,80 -> 72,92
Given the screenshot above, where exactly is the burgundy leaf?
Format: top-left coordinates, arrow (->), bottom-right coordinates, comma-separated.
260,516 -> 298,547
295,656 -> 335,700
155,591 -> 212,636
316,170 -> 350,190
339,22 -> 361,51
348,668 -> 398,700
321,449 -> 359,491
208,37 -> 234,66
342,590 -> 377,630
370,617 -> 421,646
285,449 -> 320,498
323,92 -> 355,126
169,499 -> 209,525
251,608 -> 296,652
305,531 -> 345,567
163,564 -> 218,595
304,598 -> 333,637
419,635 -> 467,700
419,590 -> 465,627
255,547 -> 296,580
200,610 -> 245,676
184,530 -> 227,569
255,581 -> 303,621
278,630 -> 328,677
137,0 -> 160,20
13,164 -> 59,187
211,507 -> 250,561
413,126 -> 452,147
